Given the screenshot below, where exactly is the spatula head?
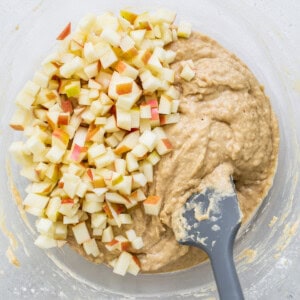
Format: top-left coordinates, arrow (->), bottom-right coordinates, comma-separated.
173,177 -> 242,254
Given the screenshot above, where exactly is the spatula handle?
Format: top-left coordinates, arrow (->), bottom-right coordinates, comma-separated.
209,242 -> 244,300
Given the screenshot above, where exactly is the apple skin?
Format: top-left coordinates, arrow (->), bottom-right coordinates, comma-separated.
120,10 -> 138,24
116,82 -> 133,95
56,22 -> 71,40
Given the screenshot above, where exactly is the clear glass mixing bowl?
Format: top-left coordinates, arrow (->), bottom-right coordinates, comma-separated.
0,0 -> 299,299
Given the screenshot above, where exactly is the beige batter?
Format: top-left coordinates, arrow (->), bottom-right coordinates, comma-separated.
68,32 -> 279,273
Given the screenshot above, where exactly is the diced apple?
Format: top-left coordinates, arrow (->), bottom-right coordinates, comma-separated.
59,202 -> 80,218
177,21 -> 192,38
104,115 -> 119,133
10,107 -> 33,130
116,108 -> 132,131
139,130 -> 157,151
25,135 -> 46,157
150,9 -> 176,24
140,104 -> 151,119
15,90 -> 36,110
101,225 -> 114,242
72,222 -> 90,244
24,206 -> 44,217
131,236 -> 144,249
160,113 -> 180,125
143,195 -> 162,216
63,214 -> 80,225
132,49 -> 151,68
82,200 -> 103,213
36,218 -> 54,235
65,80 -> 81,97
130,108 -> 140,128
114,131 -> 139,155
113,251 -> 132,276
62,173 -> 81,198
54,222 -> 68,239
105,238 -> 119,251
88,143 -> 106,161
91,213 -> 107,228
24,193 -> 50,209
158,94 -> 172,114
84,62 -> 99,78
83,239 -> 100,257
94,148 -> 115,168
118,214 -> 132,225
105,192 -> 129,205
180,63 -> 195,81
127,256 -> 141,275
60,56 -> 84,78
100,28 -> 121,47
139,70 -> 161,93
120,10 -> 138,24
114,158 -> 126,175
99,45 -> 118,69
115,61 -> 138,79
147,150 -> 161,165
126,152 -> 139,172
95,72 -> 112,91
140,161 -> 153,182
34,235 -> 58,249
125,229 -> 137,241
131,143 -> 148,158
129,189 -> 146,202
156,138 -> 173,155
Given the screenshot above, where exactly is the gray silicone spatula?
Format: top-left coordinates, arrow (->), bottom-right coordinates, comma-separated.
173,177 -> 244,300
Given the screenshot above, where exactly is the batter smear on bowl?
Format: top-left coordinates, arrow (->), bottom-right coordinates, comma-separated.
9,8 -> 279,275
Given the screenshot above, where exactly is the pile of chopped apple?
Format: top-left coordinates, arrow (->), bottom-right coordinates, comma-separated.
9,8 -> 192,276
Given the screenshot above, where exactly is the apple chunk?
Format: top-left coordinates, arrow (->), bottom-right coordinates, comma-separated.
143,195 -> 162,216
72,222 -> 90,244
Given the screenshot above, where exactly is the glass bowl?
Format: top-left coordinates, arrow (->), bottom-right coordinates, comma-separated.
0,0 -> 299,298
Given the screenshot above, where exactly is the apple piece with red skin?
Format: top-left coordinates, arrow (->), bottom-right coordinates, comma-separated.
105,238 -> 119,251
131,49 -> 152,68
127,255 -> 141,275
60,97 -> 73,113
143,195 -> 162,216
114,131 -> 139,155
56,22 -> 71,40
156,138 -> 173,155
120,10 -> 138,24
115,61 -> 139,80
58,112 -> 70,125
129,189 -> 146,202
159,113 -> 180,125
116,82 -> 133,95
113,251 -> 132,276
52,128 -> 70,149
